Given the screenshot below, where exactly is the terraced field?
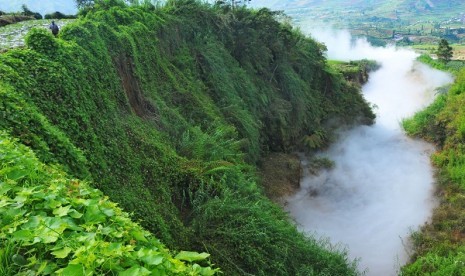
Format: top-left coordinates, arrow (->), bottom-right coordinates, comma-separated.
251,0 -> 465,46
252,0 -> 465,22
0,19 -> 73,51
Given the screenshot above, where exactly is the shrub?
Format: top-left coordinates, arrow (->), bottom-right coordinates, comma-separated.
44,11 -> 77,19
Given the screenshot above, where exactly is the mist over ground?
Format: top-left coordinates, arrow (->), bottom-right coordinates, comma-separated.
285,28 -> 453,275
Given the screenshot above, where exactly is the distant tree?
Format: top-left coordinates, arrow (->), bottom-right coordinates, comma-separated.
76,0 -> 95,9
436,38 -> 453,63
75,0 -> 148,9
45,11 -> 77,19
215,0 -> 251,9
21,4 -> 42,19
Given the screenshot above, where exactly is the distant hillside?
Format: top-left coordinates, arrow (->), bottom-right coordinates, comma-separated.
251,0 -> 465,23
0,0 -> 77,16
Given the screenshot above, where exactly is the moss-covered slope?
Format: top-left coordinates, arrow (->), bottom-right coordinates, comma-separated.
0,1 -> 374,274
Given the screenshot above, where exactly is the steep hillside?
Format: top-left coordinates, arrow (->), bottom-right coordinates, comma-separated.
0,0 -> 374,274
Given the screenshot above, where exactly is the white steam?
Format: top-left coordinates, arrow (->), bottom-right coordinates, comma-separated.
286,29 -> 453,275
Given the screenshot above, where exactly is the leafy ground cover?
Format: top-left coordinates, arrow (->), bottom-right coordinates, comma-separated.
0,131 -> 216,275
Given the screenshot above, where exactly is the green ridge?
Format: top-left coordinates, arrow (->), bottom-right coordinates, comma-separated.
402,60 -> 465,274
0,0 -> 374,274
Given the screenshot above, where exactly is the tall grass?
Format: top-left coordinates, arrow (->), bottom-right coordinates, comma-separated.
402,67 -> 465,274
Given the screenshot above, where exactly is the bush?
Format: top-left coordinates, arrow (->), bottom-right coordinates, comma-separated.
44,11 -> 77,19
24,28 -> 58,56
21,4 -> 42,19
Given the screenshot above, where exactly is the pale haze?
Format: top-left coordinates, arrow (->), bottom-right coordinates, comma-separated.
286,28 -> 453,275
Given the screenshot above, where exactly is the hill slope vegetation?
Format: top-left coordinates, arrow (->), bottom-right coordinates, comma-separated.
402,60 -> 465,274
0,0 -> 374,274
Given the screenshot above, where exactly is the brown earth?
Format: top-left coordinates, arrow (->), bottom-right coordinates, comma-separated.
0,15 -> 33,27
113,53 -> 158,118
259,152 -> 301,204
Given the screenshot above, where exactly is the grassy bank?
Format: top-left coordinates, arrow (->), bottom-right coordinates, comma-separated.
402,60 -> 465,274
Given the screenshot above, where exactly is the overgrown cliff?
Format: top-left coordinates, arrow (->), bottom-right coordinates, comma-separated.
0,0 -> 374,275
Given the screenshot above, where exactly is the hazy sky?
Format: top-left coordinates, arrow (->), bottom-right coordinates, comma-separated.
0,0 -> 77,15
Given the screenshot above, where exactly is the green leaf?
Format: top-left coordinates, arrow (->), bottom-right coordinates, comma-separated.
42,217 -> 68,235
140,253 -> 163,266
119,265 -> 151,276
68,209 -> 83,218
196,265 -> 217,276
101,206 -> 115,217
145,255 -> 164,266
130,229 -> 148,242
60,264 -> 85,276
51,247 -> 72,259
45,199 -> 61,209
6,168 -> 28,180
12,229 -> 33,241
53,205 -> 71,217
41,232 -> 59,244
12,254 -> 27,266
0,182 -> 12,195
175,251 -> 210,262
21,216 -> 41,229
62,217 -> 82,231
84,204 -> 106,224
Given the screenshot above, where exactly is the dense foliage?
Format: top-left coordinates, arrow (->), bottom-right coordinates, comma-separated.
0,131 -> 216,275
0,0 -> 374,274
417,54 -> 465,73
436,39 -> 453,63
402,66 -> 465,274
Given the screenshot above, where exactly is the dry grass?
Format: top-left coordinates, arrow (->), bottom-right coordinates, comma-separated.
452,44 -> 465,60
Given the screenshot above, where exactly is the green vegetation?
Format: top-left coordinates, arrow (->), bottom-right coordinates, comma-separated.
277,0 -> 465,47
0,0 -> 375,274
436,39 -> 453,63
417,54 -> 465,73
0,132 -> 216,275
328,59 -> 379,86
402,62 -> 465,274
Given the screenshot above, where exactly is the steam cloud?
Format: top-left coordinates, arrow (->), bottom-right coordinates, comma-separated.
286,28 -> 453,275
